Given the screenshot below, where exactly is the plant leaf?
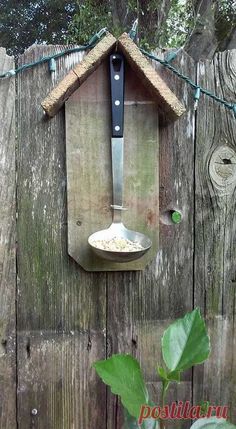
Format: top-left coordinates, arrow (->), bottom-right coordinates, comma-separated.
123,408 -> 160,429
167,370 -> 181,382
162,308 -> 210,372
158,366 -> 180,383
93,354 -> 149,419
157,366 -> 167,380
190,418 -> 236,429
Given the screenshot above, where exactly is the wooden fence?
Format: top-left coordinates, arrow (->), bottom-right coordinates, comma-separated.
0,44 -> 235,428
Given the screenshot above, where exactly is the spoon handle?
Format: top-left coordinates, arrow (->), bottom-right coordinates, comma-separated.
110,54 -> 124,137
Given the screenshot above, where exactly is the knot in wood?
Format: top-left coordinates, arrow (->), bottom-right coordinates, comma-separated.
209,145 -> 236,193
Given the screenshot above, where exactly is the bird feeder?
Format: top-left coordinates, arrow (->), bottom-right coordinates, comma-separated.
41,32 -> 185,272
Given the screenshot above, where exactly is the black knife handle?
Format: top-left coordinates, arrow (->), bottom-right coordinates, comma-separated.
109,53 -> 124,138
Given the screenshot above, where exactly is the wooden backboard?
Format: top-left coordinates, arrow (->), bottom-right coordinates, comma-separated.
65,58 -> 159,271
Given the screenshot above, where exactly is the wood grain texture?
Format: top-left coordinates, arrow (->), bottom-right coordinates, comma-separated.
118,33 -> 186,124
41,33 -> 116,117
0,44 -> 233,429
193,50 -> 236,421
66,59 -> 159,271
0,48 -> 16,429
17,46 -> 106,429
106,50 -> 195,429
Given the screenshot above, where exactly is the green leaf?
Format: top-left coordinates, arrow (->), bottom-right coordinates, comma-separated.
123,408 -> 160,429
93,354 -> 149,419
190,418 -> 236,429
167,370 -> 181,382
158,366 -> 180,383
162,308 -> 210,372
157,366 -> 167,380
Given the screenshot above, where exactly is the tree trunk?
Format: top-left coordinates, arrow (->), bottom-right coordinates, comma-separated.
226,27 -> 236,50
218,20 -> 236,51
110,0 -> 129,29
138,0 -> 172,45
109,0 -> 172,47
185,0 -> 218,61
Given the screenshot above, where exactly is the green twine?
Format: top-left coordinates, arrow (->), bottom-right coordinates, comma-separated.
0,26 -> 235,117
141,48 -> 235,115
0,28 -> 107,78
0,45 -> 91,78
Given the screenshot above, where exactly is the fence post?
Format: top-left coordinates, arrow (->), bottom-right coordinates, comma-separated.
0,48 -> 16,428
193,49 -> 236,418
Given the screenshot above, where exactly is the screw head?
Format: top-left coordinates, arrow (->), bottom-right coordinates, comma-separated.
31,409 -> 38,416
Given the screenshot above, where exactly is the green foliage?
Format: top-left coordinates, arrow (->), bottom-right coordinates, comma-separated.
67,0 -> 174,50
0,0 -> 78,55
161,308 -> 210,372
93,354 -> 149,419
94,309 -> 213,427
158,0 -> 193,48
0,0 -> 235,55
93,310 -> 236,427
190,418 -> 236,429
215,0 -> 236,49
67,0 -> 133,46
67,1 -> 113,46
157,366 -> 181,396
68,0 -> 236,51
157,367 -> 181,383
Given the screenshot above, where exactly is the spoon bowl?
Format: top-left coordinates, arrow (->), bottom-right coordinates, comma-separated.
88,222 -> 152,262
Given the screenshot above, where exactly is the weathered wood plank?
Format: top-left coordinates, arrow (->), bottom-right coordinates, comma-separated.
193,50 -> 236,422
106,50 -> 195,429
66,59 -> 159,271
17,46 -> 107,428
0,48 -> 16,429
17,331 -> 105,428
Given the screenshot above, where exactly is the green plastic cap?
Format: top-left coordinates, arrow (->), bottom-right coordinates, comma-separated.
171,211 -> 182,224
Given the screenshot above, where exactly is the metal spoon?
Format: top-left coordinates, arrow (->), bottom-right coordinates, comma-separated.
88,53 -> 152,262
